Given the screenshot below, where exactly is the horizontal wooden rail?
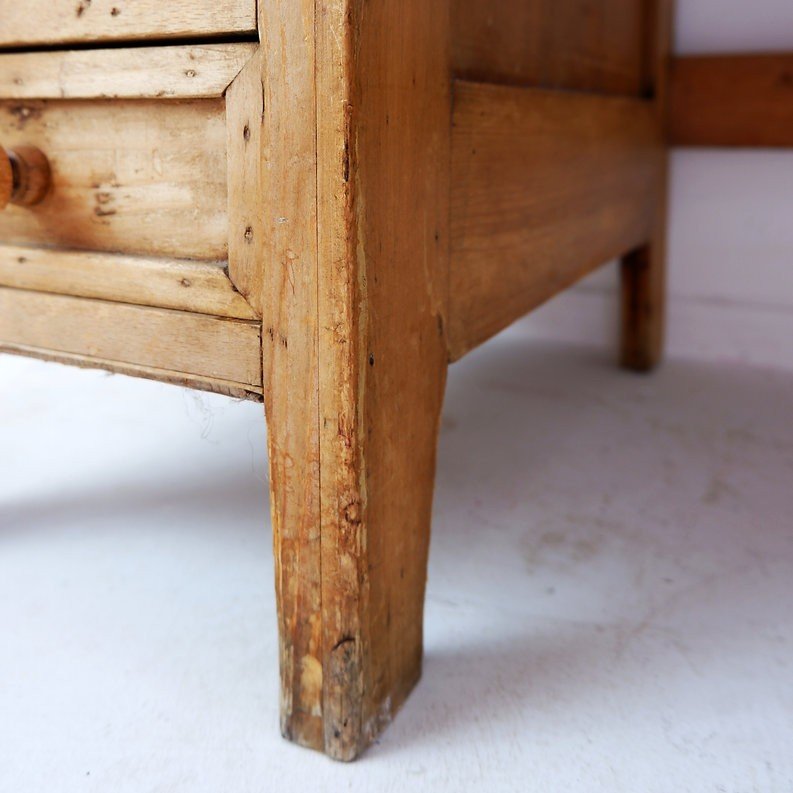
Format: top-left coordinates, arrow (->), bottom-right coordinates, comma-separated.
0,287 -> 262,399
449,80 -> 663,360
0,246 -> 257,319
669,53 -> 793,148
0,44 -> 257,100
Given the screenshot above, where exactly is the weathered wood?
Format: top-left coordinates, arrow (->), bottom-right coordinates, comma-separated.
0,0 -> 257,48
258,0 -> 323,752
621,0 -> 673,371
225,50 -> 265,316
0,44 -> 257,101
669,53 -> 793,148
452,0 -> 647,96
0,287 -> 262,389
0,343 -> 263,401
0,246 -> 257,320
448,81 -> 663,359
261,0 -> 450,760
0,98 -> 228,261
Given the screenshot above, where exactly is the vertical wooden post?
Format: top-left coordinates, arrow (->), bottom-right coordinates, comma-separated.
620,0 -> 674,371
260,0 -> 451,760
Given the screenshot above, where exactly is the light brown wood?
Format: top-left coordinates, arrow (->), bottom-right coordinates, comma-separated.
0,0 -> 257,48
620,0 -> 673,371
0,343 -> 263,401
0,98 -> 228,261
257,0 -> 322,752
452,0 -> 648,96
448,81 -> 663,359
0,44 -> 258,101
225,50 -> 265,316
260,0 -> 450,760
0,246 -> 257,320
669,53 -> 793,149
0,287 -> 262,390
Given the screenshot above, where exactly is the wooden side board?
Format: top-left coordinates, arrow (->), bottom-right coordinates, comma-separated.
452,0 -> 648,96
669,53 -> 793,148
449,81 -> 664,359
0,287 -> 262,398
0,0 -> 257,47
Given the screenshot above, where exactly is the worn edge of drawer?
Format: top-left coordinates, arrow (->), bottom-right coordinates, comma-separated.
0,246 -> 258,320
0,43 -> 258,100
0,342 -> 263,401
0,286 -> 263,396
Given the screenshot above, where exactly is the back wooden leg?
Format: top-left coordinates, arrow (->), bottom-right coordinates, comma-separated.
620,0 -> 673,372
620,206 -> 667,371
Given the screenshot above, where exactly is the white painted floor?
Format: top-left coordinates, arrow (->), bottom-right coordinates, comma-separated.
1,334 -> 792,792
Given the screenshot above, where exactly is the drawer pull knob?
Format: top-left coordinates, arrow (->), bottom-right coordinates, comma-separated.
0,146 -> 52,209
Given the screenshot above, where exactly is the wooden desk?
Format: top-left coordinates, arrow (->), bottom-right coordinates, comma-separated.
0,0 -> 787,760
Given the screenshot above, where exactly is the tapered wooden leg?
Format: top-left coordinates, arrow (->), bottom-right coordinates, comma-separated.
265,349 -> 448,760
259,0 -> 451,761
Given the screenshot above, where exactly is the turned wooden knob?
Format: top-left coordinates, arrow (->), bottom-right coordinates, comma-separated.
0,145 -> 51,209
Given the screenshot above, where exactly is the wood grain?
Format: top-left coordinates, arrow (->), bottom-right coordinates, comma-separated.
669,53 -> 793,148
258,0 -> 323,752
0,246 -> 257,319
0,99 -> 228,261
0,288 -> 262,388
449,81 -> 663,359
0,343 -> 263,401
261,0 -> 450,760
315,0 -> 450,760
0,44 -> 257,101
225,49 -> 265,316
0,0 -> 257,47
452,0 -> 647,96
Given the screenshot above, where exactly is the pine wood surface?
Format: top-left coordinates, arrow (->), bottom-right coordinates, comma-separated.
449,82 -> 663,359
259,0 -> 450,760
0,287 -> 262,390
0,246 -> 257,320
452,0 -> 648,96
0,44 -> 257,101
0,0 -> 257,48
0,98 -> 228,261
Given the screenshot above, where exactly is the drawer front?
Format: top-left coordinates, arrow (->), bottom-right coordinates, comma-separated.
0,100 -> 228,260
0,0 -> 257,48
0,43 -> 265,314
0,43 -> 266,399
0,43 -> 258,267
0,99 -> 228,261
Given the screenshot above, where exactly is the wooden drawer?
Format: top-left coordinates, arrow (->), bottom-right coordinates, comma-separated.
0,97 -> 229,261
0,0 -> 257,48
0,43 -> 267,398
